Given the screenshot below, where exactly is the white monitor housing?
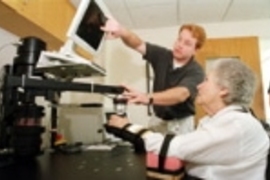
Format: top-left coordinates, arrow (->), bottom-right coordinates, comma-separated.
36,0 -> 111,79
63,0 -> 110,56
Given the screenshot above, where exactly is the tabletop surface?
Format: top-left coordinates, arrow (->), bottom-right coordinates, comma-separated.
0,146 -> 147,180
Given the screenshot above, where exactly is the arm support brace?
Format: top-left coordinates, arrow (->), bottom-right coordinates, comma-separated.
104,124 -> 147,153
146,134 -> 185,178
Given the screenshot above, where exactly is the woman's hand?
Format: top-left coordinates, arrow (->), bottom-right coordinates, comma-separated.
108,114 -> 129,129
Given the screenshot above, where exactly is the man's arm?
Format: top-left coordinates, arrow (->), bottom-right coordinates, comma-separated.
101,18 -> 146,55
150,87 -> 190,105
123,85 -> 190,106
120,27 -> 146,55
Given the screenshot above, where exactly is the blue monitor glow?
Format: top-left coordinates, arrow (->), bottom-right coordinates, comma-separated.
37,0 -> 111,79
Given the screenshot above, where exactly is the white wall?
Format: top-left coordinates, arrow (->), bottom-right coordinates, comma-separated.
103,40 -> 150,126
104,19 -> 270,125
0,28 -> 19,67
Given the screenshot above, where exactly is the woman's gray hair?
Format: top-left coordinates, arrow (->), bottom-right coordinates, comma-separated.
210,58 -> 257,107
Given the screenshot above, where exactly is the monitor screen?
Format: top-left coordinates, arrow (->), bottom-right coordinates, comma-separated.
36,0 -> 111,78
76,0 -> 106,51
66,0 -> 111,56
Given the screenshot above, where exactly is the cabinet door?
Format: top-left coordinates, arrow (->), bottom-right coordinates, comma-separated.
195,36 -> 264,122
2,0 -> 75,42
1,0 -> 25,11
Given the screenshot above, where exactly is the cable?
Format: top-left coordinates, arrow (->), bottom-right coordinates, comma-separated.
0,40 -> 22,54
90,78 -> 94,93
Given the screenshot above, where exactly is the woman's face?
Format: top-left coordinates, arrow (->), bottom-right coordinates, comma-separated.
196,71 -> 227,108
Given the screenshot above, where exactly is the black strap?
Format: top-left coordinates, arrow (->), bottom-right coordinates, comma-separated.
122,123 -> 132,130
236,107 -> 257,118
137,128 -> 149,136
158,134 -> 175,172
182,174 -> 203,180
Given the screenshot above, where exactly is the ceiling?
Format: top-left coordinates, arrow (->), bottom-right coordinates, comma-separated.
71,0 -> 270,30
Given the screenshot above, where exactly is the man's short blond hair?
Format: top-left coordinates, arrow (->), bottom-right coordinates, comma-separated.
180,24 -> 206,49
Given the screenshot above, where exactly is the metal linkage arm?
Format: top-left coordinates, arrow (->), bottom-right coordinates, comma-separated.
5,75 -> 125,94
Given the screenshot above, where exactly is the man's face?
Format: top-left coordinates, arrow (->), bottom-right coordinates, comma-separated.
172,29 -> 197,61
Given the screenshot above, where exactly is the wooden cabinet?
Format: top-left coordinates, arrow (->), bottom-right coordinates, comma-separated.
195,36 -> 264,121
0,0 -> 75,50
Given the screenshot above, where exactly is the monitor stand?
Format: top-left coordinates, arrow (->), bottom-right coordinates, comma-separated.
36,40 -> 106,80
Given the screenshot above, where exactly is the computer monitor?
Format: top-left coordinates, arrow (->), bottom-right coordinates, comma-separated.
36,0 -> 111,79
62,0 -> 110,56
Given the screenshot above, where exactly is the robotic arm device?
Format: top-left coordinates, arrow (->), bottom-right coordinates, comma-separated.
0,37 -> 125,165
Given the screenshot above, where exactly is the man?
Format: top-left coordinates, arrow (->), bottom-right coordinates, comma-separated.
106,58 -> 269,180
101,19 -> 206,134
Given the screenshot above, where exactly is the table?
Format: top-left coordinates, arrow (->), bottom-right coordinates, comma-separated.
0,146 -> 147,180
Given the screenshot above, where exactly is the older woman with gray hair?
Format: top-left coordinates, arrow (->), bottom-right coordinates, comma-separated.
106,58 -> 269,180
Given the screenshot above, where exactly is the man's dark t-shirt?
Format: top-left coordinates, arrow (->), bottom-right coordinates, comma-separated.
143,43 -> 204,121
